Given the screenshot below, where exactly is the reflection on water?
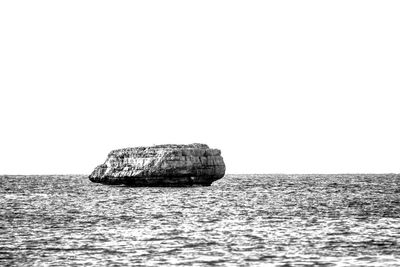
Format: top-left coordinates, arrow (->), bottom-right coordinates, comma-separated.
1,174 -> 400,266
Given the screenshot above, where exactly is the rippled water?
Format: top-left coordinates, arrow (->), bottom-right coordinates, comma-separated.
1,174 -> 400,266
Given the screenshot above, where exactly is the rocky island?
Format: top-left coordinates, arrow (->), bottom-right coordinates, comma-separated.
89,143 -> 225,186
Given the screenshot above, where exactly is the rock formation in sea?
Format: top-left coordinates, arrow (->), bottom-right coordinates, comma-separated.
89,143 -> 225,186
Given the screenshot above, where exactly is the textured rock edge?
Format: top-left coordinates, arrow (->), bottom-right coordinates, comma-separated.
89,143 -> 225,187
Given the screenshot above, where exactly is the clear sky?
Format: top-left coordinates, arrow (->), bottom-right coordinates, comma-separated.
1,1 -> 399,174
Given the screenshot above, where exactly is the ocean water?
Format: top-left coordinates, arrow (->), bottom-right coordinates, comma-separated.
1,174 -> 400,266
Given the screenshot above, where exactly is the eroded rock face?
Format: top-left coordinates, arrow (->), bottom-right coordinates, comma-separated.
89,143 -> 225,186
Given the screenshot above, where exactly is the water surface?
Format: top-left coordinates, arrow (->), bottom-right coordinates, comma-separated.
1,174 -> 400,266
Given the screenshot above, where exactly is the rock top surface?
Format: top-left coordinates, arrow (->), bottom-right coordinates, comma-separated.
89,143 -> 225,186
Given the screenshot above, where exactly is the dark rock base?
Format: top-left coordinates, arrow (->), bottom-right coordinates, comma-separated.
91,176 -> 215,187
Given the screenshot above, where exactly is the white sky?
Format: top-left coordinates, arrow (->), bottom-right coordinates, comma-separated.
1,1 -> 399,174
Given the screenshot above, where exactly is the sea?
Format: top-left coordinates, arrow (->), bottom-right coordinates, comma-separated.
1,174 -> 400,266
